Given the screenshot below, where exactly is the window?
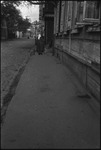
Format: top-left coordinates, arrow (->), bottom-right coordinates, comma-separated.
67,1 -> 72,29
70,0 -> 100,29
55,1 -> 100,34
60,1 -> 72,32
83,1 -> 100,22
76,1 -> 100,24
55,1 -> 73,33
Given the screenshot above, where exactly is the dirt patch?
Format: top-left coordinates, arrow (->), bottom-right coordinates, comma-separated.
1,61 -> 28,125
1,38 -> 35,125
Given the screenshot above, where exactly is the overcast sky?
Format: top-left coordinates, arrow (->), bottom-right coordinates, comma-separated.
17,4 -> 39,23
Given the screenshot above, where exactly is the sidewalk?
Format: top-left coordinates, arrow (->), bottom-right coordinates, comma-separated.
1,53 -> 100,149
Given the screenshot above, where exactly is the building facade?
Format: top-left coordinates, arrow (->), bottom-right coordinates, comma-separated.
53,1 -> 100,100
39,2 -> 54,45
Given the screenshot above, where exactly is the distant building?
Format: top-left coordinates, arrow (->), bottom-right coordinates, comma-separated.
16,31 -> 22,38
1,16 -> 8,40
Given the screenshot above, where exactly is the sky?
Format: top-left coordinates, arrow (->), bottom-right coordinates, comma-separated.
17,4 -> 39,23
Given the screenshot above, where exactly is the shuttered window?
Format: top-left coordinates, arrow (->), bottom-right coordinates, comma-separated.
63,1 -> 68,31
76,1 -> 100,24
71,1 -> 77,28
60,1 -> 65,32
67,1 -> 72,29
63,1 -> 72,31
56,2 -> 60,33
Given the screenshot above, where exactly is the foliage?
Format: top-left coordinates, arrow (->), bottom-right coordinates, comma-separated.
1,0 -> 31,38
17,17 -> 31,33
1,0 -> 52,39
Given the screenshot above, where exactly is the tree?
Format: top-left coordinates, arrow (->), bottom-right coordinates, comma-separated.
1,1 -> 31,38
17,17 -> 31,34
1,0 -> 56,39
1,1 -> 21,38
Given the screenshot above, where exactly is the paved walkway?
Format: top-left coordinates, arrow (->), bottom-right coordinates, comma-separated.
1,53 -> 100,149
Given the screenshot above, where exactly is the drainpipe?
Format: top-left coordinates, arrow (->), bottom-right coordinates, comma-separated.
52,34 -> 55,56
62,37 -> 63,62
83,25 -> 88,88
62,45 -> 63,62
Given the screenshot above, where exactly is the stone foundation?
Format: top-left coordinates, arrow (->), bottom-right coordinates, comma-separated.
54,46 -> 100,101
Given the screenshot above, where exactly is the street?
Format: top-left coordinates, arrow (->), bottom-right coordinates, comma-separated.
1,51 -> 100,149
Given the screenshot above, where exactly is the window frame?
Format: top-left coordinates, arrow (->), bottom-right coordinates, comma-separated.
67,1 -> 72,29
74,1 -> 100,27
82,1 -> 100,23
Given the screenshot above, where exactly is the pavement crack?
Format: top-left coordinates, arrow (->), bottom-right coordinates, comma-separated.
77,94 -> 91,99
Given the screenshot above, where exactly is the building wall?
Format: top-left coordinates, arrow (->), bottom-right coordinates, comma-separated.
45,18 -> 54,44
54,1 -> 100,100
43,3 -> 54,45
16,31 -> 23,38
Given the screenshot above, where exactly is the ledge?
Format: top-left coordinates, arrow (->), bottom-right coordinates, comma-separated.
76,22 -> 93,26
54,47 -> 100,74
91,62 -> 100,74
63,31 -> 67,35
86,26 -> 100,32
71,29 -> 79,34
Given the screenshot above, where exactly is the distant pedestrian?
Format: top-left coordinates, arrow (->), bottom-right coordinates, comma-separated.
40,36 -> 45,54
49,39 -> 53,48
37,36 -> 45,55
35,36 -> 38,52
